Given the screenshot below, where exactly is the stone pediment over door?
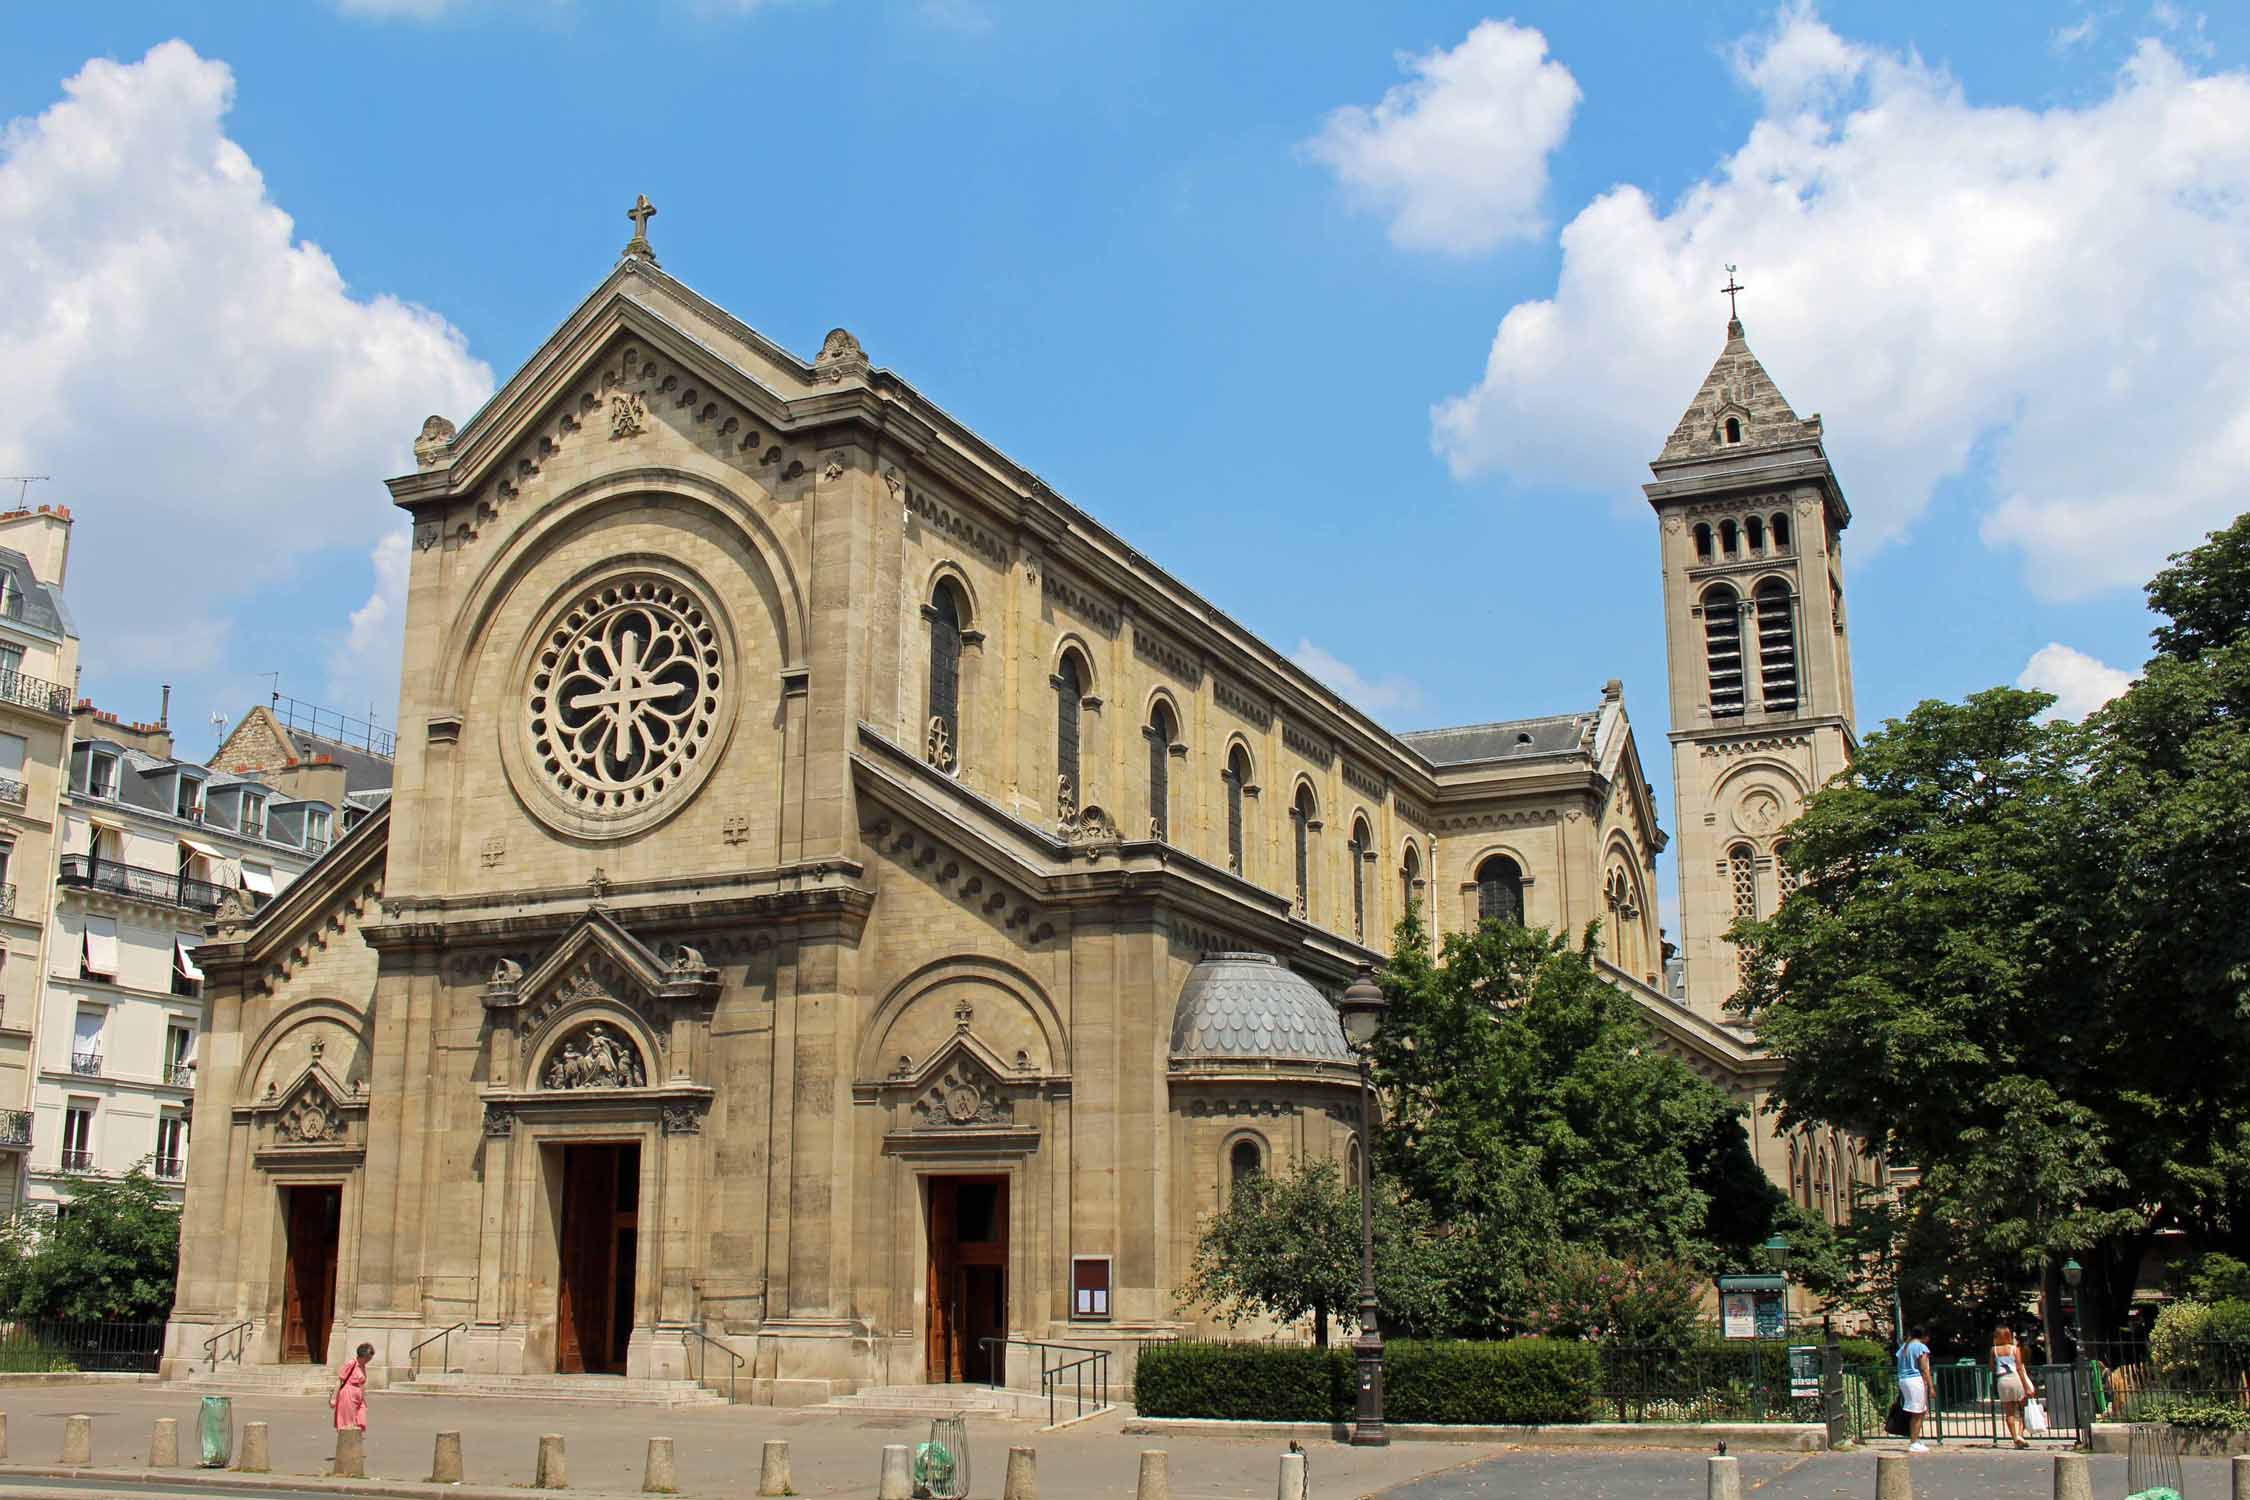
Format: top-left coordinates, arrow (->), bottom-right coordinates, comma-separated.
240,1060 -> 369,1168
871,1027 -> 1051,1158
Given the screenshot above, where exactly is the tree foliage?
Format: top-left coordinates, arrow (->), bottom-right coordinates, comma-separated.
0,1169 -> 180,1321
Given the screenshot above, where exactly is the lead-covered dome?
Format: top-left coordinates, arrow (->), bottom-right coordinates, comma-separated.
1169,953 -> 1352,1066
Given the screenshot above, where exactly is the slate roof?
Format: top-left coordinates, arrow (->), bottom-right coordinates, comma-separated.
0,547 -> 70,637
1169,952 -> 1352,1066
283,727 -> 395,794
1401,711 -> 1596,766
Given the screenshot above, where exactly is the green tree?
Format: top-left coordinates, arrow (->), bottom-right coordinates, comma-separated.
0,1168 -> 180,1321
1176,1156 -> 1461,1345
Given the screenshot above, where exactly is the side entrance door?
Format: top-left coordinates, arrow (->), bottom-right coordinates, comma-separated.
280,1185 -> 341,1364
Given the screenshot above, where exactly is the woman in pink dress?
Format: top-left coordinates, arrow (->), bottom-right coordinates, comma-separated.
333,1342 -> 374,1431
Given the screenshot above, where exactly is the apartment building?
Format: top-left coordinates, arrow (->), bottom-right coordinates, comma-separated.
0,507 -> 79,1215
29,699 -> 389,1212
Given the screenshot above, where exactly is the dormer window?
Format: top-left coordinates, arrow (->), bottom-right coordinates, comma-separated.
175,774 -> 204,820
87,752 -> 117,801
240,793 -> 266,839
1724,416 -> 1742,444
306,808 -> 332,850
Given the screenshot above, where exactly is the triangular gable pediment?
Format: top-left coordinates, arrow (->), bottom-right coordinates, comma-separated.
505,907 -> 673,1011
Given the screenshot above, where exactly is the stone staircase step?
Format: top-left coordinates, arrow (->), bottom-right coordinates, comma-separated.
390,1373 -> 726,1406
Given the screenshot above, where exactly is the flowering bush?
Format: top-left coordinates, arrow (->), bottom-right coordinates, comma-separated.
1522,1247 -> 1704,1347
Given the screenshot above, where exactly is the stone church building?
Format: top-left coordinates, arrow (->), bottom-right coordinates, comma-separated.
162,211 -> 1862,1397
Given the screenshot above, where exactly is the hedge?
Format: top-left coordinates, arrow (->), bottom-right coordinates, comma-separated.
1133,1338 -> 1598,1425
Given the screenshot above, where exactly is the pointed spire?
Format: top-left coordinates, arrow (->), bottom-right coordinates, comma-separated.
1653,310 -> 1820,466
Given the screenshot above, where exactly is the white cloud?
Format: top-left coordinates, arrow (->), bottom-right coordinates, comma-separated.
1307,19 -> 1581,256
1289,639 -> 1426,722
0,42 -> 491,701
2017,642 -> 2134,719
2052,15 -> 2099,52
1431,9 -> 2250,601
325,527 -> 412,720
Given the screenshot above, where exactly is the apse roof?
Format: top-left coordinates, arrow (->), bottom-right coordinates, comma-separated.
1169,952 -> 1352,1067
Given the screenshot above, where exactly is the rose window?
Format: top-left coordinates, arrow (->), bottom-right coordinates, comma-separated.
528,579 -> 721,815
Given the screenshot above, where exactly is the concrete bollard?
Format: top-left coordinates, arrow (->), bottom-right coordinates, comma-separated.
879,1443 -> 914,1500
1708,1454 -> 1742,1500
1876,1452 -> 1913,1500
2052,1452 -> 2092,1500
643,1436 -> 677,1494
1003,1445 -> 1037,1500
1277,1449 -> 1307,1500
238,1421 -> 270,1473
431,1430 -> 463,1484
2235,1453 -> 2250,1500
150,1417 -> 179,1467
758,1438 -> 791,1497
334,1426 -> 367,1480
0,1410 -> 9,1461
60,1413 -> 91,1467
535,1432 -> 567,1490
1137,1449 -> 1170,1500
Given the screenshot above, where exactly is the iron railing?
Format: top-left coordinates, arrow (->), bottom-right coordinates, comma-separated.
165,1063 -> 194,1087
684,1324 -> 742,1404
58,854 -> 230,914
0,883 -> 16,917
411,1322 -> 467,1380
979,1337 -> 1112,1426
153,1155 -> 185,1182
204,1319 -> 253,1370
271,694 -> 396,759
0,1110 -> 29,1148
1595,1340 -> 1825,1424
2085,1335 -> 2250,1428
69,1050 -> 101,1077
0,1319 -> 163,1374
0,779 -> 24,807
58,1148 -> 93,1172
0,669 -> 70,717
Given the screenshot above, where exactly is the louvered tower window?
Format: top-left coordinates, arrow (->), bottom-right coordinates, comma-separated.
1756,582 -> 1798,713
1730,843 -> 1758,985
1224,747 -> 1250,874
1055,653 -> 1084,803
927,583 -> 962,768
1703,586 -> 1745,718
1147,701 -> 1174,839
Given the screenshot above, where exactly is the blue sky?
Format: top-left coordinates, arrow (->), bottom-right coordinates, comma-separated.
4,2 -> 2246,926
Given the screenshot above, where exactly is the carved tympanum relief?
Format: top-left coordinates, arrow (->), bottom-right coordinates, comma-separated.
542,1023 -> 648,1090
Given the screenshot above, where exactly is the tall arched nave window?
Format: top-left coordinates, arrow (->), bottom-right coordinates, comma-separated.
1223,747 -> 1251,875
926,581 -> 964,773
1348,818 -> 1372,942
1476,855 -> 1523,926
1146,700 -> 1175,840
1055,651 -> 1086,806
1399,844 -> 1421,918
1290,785 -> 1316,917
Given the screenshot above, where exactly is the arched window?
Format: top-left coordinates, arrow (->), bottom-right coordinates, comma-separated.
1400,843 -> 1421,917
1816,1148 -> 1835,1224
1475,855 -> 1523,926
1348,818 -> 1372,942
1224,746 -> 1251,874
1703,585 -> 1744,717
1755,581 -> 1798,713
1770,512 -> 1792,550
1055,651 -> 1085,805
1719,519 -> 1740,555
1693,523 -> 1713,562
1230,1138 -> 1263,1187
1147,701 -> 1175,840
1724,416 -> 1742,444
1746,515 -> 1765,552
1605,866 -> 1637,971
1290,785 -> 1315,917
1730,843 -> 1758,984
1787,1138 -> 1802,1209
926,581 -> 964,773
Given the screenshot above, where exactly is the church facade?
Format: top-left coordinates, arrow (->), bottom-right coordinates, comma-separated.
162,215 -> 1857,1397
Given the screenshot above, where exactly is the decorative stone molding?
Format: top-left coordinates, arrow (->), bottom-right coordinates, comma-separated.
413,415 -> 456,468
660,1103 -> 703,1136
1133,625 -> 1203,687
902,483 -> 1009,567
1282,723 -> 1334,768
1040,567 -> 1120,636
483,1104 -> 514,1139
541,1023 -> 648,1090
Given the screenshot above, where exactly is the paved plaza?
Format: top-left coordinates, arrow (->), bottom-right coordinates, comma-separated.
0,1385 -> 2227,1498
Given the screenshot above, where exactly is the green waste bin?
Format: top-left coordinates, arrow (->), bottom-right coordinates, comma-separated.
197,1395 -> 232,1468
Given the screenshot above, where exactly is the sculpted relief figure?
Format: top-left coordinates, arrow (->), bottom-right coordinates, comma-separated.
543,1024 -> 646,1090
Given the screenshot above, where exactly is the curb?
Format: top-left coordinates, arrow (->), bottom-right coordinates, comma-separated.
1119,1418 -> 1828,1452
0,1465 -> 652,1500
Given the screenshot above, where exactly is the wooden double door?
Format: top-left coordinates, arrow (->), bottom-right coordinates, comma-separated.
556,1143 -> 640,1375
926,1175 -> 1007,1384
280,1185 -> 341,1364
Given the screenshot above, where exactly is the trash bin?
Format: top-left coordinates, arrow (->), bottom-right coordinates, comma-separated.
197,1395 -> 232,1469
2034,1363 -> 2083,1427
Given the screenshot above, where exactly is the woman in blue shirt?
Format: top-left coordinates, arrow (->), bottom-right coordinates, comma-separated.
1896,1328 -> 1933,1451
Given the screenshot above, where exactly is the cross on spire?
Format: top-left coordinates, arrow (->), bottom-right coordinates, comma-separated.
1721,264 -> 1745,324
622,194 -> 659,265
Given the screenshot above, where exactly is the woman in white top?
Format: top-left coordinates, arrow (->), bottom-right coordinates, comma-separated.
1992,1325 -> 2038,1448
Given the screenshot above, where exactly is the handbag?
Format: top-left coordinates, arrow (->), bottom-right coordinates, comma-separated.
2024,1397 -> 2050,1433
1886,1397 -> 1911,1436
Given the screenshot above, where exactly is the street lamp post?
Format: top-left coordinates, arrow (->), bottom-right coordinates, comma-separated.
2063,1257 -> 2086,1443
1338,968 -> 1389,1448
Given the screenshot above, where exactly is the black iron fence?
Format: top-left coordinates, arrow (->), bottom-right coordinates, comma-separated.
1595,1340 -> 1827,1423
2084,1335 -> 2250,1429
0,670 -> 70,717
0,1319 -> 164,1374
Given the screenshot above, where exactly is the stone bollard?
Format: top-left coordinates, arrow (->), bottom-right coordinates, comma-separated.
334,1426 -> 367,1480
1876,1452 -> 1913,1500
644,1436 -> 677,1494
535,1432 -> 567,1490
1277,1449 -> 1308,1500
0,1408 -> 8,1460
2236,1453 -> 2250,1500
151,1417 -> 179,1467
1003,1445 -> 1037,1500
60,1413 -> 91,1467
1708,1454 -> 1743,1500
878,1443 -> 914,1500
758,1438 -> 792,1497
238,1421 -> 270,1474
431,1430 -> 463,1484
1137,1449 -> 1171,1500
2052,1452 -> 2092,1500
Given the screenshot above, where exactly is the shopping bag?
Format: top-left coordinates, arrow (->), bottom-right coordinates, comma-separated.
1885,1398 -> 1911,1437
2024,1398 -> 2050,1434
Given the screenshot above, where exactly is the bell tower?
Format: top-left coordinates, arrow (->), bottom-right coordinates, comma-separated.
1648,308 -> 1858,1025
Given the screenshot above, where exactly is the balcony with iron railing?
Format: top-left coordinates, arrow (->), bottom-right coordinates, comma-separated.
58,855 -> 230,914
70,1050 -> 101,1078
165,1062 -> 195,1088
0,777 -> 25,808
0,1110 -> 30,1149
0,884 -> 16,918
0,668 -> 70,718
59,1148 -> 93,1172
154,1155 -> 185,1182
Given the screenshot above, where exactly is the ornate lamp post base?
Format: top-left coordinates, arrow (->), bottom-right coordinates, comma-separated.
1352,1323 -> 1388,1445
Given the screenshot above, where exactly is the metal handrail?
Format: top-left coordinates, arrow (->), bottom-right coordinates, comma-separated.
683,1323 -> 742,1405
977,1336 -> 1111,1426
410,1322 -> 466,1380
203,1319 -> 254,1370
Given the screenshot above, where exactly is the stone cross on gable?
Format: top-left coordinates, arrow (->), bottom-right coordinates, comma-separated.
623,194 -> 659,265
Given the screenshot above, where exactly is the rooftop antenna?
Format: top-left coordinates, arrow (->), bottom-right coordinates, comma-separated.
0,477 -> 49,506
207,712 -> 228,731
261,671 -> 281,705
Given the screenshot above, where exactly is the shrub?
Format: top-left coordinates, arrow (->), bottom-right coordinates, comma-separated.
2123,1394 -> 2250,1433
2151,1300 -> 2215,1377
1133,1342 -> 1348,1422
1837,1338 -> 1887,1367
1519,1248 -> 1704,1347
2204,1298 -> 2250,1347
1385,1339 -> 1599,1425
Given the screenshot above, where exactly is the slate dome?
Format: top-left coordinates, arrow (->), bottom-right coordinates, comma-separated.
1169,952 -> 1352,1066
